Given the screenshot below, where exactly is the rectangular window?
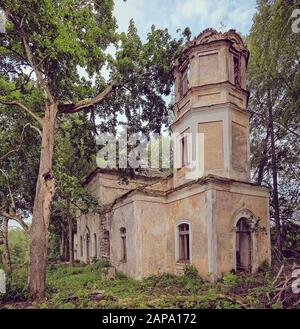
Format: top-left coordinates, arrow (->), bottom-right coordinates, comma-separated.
103,230 -> 110,257
178,224 -> 190,262
180,67 -> 189,97
94,233 -> 97,258
80,236 -> 83,257
120,228 -> 127,262
233,56 -> 241,87
181,135 -> 188,167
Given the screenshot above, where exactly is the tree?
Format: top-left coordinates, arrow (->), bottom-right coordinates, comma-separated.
0,0 -> 185,296
247,0 -> 300,254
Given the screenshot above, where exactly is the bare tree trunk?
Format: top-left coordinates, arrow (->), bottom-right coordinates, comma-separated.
68,214 -> 74,267
268,97 -> 282,254
2,217 -> 12,274
28,103 -> 57,298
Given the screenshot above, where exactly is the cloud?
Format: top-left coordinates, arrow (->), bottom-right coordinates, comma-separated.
113,0 -> 257,39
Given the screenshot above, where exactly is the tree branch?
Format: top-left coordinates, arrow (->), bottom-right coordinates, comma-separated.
0,169 -> 15,210
58,81 -> 124,114
58,84 -> 114,113
0,99 -> 44,126
1,211 -> 30,234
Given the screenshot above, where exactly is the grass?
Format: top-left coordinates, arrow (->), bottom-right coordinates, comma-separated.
0,261 -> 289,309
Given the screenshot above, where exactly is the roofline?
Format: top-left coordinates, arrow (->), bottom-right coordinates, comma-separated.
82,167 -> 162,186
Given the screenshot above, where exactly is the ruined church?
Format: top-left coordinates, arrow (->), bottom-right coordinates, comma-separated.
74,29 -> 271,280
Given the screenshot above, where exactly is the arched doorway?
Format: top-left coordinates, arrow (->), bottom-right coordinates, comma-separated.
236,218 -> 252,272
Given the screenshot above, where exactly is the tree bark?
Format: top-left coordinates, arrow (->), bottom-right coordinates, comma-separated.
2,217 -> 12,274
268,95 -> 282,254
68,215 -> 74,267
27,103 -> 57,298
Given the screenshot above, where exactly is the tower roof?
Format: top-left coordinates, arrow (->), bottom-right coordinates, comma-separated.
176,28 -> 249,67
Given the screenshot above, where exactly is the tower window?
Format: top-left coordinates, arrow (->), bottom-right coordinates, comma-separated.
233,56 -> 241,87
120,227 -> 127,262
180,65 -> 189,97
178,223 -> 190,262
80,236 -> 83,257
181,135 -> 189,167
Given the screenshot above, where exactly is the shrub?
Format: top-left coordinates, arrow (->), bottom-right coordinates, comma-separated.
222,272 -> 238,286
184,264 -> 198,279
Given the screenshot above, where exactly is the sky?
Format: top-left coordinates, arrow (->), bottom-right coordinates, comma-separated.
113,0 -> 258,40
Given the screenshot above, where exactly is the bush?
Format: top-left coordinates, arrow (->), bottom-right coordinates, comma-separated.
184,264 -> 199,279
222,272 -> 238,286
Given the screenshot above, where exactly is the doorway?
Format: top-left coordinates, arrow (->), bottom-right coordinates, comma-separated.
236,218 -> 252,272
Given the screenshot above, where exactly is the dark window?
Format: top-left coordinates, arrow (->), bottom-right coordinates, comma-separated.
233,56 -> 241,87
236,218 -> 251,272
180,66 -> 189,97
86,232 -> 90,262
120,227 -> 127,262
178,223 -> 190,262
94,233 -> 97,258
80,236 -> 83,257
104,230 -> 110,257
181,135 -> 189,167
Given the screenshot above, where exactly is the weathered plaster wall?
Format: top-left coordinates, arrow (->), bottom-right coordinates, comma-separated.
214,187 -> 270,275
109,200 -> 139,278
74,213 -> 101,263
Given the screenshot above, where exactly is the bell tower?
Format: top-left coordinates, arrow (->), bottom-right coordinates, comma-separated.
171,29 -> 250,187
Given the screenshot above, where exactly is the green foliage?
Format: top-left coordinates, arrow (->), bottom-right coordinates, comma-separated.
222,272 -> 238,287
8,229 -> 29,265
183,264 -> 199,279
0,262 -> 291,309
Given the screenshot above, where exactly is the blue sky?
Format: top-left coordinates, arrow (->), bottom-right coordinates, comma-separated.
113,0 -> 258,39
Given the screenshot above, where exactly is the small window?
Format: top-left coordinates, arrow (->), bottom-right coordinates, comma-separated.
178,223 -> 190,263
86,232 -> 90,261
80,236 -> 83,257
180,65 -> 189,97
94,233 -> 97,258
233,56 -> 241,87
120,227 -> 127,262
181,135 -> 189,168
103,230 -> 110,257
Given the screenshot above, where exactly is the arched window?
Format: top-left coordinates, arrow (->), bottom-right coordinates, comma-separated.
94,233 -> 97,259
236,218 -> 251,272
103,230 -> 110,257
80,236 -> 83,257
86,231 -> 90,262
120,227 -> 127,262
178,223 -> 190,263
